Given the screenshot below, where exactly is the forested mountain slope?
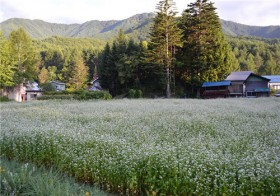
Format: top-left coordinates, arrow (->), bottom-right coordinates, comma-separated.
1,13 -> 279,40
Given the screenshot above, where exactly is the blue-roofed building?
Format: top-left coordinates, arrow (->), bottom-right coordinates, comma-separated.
202,81 -> 231,98
263,75 -> 280,90
201,71 -> 271,98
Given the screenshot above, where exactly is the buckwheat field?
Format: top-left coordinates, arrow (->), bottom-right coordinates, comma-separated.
1,98 -> 279,195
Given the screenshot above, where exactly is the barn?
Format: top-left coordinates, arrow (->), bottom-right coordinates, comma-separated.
225,71 -> 270,97
202,81 -> 231,99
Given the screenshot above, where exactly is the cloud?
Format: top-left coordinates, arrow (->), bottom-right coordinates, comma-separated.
0,0 -> 279,26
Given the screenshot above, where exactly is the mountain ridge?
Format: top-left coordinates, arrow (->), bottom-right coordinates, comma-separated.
1,13 -> 279,40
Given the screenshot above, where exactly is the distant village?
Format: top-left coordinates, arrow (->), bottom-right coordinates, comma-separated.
2,71 -> 280,102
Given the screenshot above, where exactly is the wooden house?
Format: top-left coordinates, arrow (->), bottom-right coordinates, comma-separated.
263,75 -> 280,90
225,71 -> 270,97
202,81 -> 231,98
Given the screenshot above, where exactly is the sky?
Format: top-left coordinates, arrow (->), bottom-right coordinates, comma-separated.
0,0 -> 279,26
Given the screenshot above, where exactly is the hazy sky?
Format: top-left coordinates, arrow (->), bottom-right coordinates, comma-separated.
0,0 -> 279,26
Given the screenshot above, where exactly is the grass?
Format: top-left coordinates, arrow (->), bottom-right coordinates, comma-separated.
0,157 -> 111,196
1,98 -> 280,195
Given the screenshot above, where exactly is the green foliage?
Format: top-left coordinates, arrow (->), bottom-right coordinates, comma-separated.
1,15 -> 279,41
0,31 -> 15,89
73,90 -> 112,100
0,96 -> 10,102
9,28 -> 39,84
100,31 -> 147,96
228,36 -> 280,75
128,89 -> 136,98
38,90 -> 112,100
128,89 -> 143,98
147,0 -> 183,98
41,83 -> 56,92
178,0 -> 238,90
0,157 -> 110,196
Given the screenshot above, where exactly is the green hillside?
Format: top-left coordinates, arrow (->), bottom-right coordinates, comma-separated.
0,13 -> 154,41
1,13 -> 279,40
221,20 -> 280,38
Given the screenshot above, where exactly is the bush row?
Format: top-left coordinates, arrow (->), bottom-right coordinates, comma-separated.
38,90 -> 112,100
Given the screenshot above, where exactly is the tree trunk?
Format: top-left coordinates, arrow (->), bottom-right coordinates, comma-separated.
166,67 -> 171,98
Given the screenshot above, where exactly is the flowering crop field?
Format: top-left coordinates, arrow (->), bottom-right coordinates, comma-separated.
1,98 -> 280,195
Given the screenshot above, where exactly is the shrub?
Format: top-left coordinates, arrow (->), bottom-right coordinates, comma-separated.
128,89 -> 136,98
38,90 -> 112,100
74,91 -> 112,100
0,96 -> 10,102
135,90 -> 143,98
128,89 -> 142,98
38,94 -> 74,100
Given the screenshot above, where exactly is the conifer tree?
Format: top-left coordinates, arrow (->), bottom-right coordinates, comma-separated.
147,0 -> 183,98
100,43 -> 111,91
179,0 -> 238,91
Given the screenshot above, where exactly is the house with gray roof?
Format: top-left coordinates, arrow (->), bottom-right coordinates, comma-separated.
225,71 -> 270,97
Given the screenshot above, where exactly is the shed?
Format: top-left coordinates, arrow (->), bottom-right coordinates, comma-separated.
263,75 -> 280,90
87,76 -> 102,91
225,71 -> 270,97
25,82 -> 43,101
202,81 -> 231,99
50,81 -> 66,91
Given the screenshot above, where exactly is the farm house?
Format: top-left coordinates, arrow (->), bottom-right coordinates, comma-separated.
25,82 -> 43,101
225,71 -> 270,97
202,81 -> 231,98
263,75 -> 280,90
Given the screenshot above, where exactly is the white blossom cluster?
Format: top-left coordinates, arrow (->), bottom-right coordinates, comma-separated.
1,98 -> 279,195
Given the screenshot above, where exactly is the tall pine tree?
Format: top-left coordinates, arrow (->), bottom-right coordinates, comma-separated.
147,0 -> 183,98
179,0 -> 238,93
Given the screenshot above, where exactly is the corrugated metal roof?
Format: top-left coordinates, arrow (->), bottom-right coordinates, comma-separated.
263,75 -> 280,83
225,71 -> 253,81
202,81 -> 231,87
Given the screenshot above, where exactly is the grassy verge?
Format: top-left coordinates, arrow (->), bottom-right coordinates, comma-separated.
0,157 -> 111,196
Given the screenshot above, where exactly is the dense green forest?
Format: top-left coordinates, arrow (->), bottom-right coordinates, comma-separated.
1,0 -> 279,97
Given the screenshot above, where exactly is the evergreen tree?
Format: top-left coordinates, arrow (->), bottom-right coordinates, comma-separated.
100,43 -> 112,91
83,49 -> 98,80
179,0 -> 238,92
0,31 -> 15,88
147,0 -> 183,98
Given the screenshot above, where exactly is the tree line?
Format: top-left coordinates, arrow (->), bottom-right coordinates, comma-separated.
1,0 -> 279,98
